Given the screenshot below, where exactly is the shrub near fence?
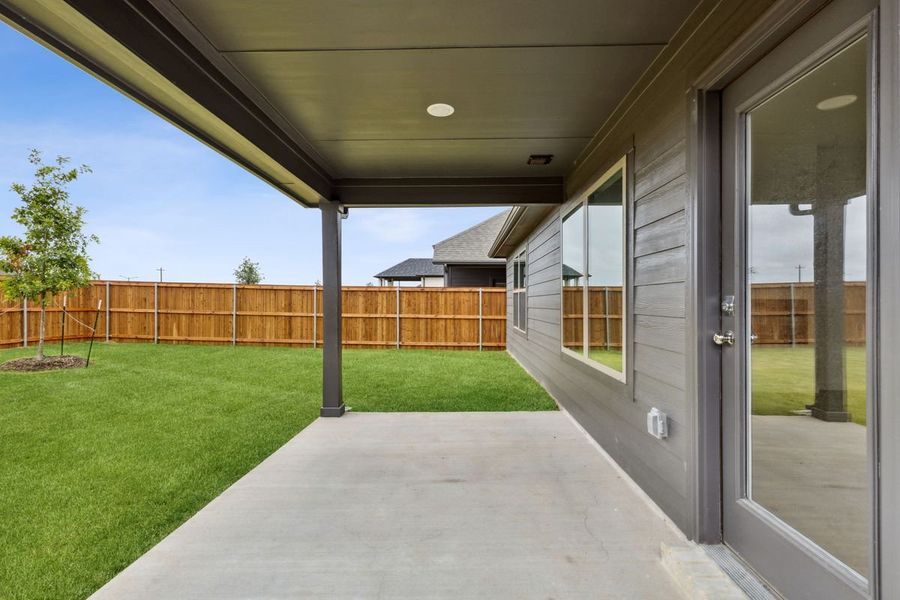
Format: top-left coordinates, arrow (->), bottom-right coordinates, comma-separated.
0,282 -> 506,350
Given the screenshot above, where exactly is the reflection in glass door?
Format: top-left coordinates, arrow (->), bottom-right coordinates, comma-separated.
745,35 -> 869,576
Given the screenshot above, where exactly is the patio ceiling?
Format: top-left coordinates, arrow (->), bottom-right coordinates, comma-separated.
0,0 -> 700,206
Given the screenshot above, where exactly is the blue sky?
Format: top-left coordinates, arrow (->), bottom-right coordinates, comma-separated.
0,24 -> 503,285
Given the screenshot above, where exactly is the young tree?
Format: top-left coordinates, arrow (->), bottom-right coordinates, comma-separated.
234,257 -> 263,285
0,150 -> 97,360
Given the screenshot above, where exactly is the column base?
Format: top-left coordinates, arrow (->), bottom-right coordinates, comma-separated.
320,404 -> 346,417
807,405 -> 852,422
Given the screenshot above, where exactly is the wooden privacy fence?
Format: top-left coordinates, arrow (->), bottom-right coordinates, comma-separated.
562,286 -> 624,350
561,282 -> 865,348
0,281 -> 865,351
750,282 -> 866,345
0,282 -> 506,350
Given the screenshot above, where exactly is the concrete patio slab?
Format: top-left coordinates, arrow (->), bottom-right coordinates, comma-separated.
752,415 -> 869,575
90,412 -> 707,599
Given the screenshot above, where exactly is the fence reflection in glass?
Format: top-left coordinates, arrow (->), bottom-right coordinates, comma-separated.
561,158 -> 626,376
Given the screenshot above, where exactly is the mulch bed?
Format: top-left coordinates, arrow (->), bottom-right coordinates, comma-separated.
0,355 -> 87,372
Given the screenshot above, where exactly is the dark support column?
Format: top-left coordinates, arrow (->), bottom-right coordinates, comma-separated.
808,200 -> 850,421
807,145 -> 851,422
320,199 -> 345,417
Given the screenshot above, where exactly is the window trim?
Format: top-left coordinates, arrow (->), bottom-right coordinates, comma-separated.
512,247 -> 527,334
560,155 -> 628,383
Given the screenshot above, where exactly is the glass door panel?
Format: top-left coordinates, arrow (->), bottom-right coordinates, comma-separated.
746,35 -> 869,577
720,2 -> 876,597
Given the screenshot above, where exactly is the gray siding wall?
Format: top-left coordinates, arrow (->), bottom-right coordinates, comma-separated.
506,122 -> 691,529
504,0 -> 780,536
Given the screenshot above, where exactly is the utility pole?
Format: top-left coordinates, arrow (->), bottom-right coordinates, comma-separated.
796,264 -> 803,282
156,267 -> 165,282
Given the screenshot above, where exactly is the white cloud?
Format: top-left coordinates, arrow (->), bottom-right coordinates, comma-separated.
0,114 -> 511,286
750,198 -> 868,283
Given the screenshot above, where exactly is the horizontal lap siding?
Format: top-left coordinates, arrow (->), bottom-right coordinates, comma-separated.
505,0 -> 781,540
506,85 -> 693,533
507,126 -> 692,527
634,282 -> 686,317
630,94 -> 691,529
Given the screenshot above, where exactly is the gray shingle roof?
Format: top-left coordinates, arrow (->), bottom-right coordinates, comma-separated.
375,258 -> 444,280
432,210 -> 510,265
562,264 -> 582,279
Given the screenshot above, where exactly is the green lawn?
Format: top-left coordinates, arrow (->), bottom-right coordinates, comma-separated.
588,349 -> 623,372
0,343 -> 555,600
751,346 -> 867,425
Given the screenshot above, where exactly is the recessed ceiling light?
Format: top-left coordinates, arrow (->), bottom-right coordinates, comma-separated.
816,94 -> 858,111
426,103 -> 455,117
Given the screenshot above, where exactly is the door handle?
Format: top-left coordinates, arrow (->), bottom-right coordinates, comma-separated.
713,331 -> 735,346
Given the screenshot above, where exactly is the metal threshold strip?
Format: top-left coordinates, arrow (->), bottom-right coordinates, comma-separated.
704,544 -> 782,600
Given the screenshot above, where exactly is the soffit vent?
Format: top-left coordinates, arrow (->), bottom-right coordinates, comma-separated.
527,154 -> 554,165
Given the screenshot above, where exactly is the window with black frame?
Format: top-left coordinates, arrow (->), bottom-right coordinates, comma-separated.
561,157 -> 626,379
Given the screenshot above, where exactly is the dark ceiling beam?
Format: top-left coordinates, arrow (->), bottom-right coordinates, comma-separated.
0,0 -> 333,206
333,177 -> 566,207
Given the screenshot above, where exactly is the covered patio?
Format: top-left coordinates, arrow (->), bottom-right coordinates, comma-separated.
0,0 -> 703,418
5,1 -> 899,598
88,411 -> 739,599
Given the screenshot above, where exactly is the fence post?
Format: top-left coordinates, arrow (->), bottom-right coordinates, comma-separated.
478,288 -> 483,351
105,282 -> 110,342
60,293 -> 67,356
789,283 -> 797,347
153,282 -> 159,344
232,284 -> 237,346
312,286 -> 317,349
22,297 -> 27,347
395,286 -> 401,350
604,287 -> 611,350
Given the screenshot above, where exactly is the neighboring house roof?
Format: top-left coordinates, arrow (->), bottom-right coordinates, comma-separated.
432,210 -> 510,265
375,258 -> 444,280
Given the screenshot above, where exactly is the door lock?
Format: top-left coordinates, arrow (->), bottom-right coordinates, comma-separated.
721,295 -> 735,316
713,331 -> 735,346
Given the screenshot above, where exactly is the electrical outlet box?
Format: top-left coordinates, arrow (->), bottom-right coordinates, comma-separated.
647,408 -> 668,439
